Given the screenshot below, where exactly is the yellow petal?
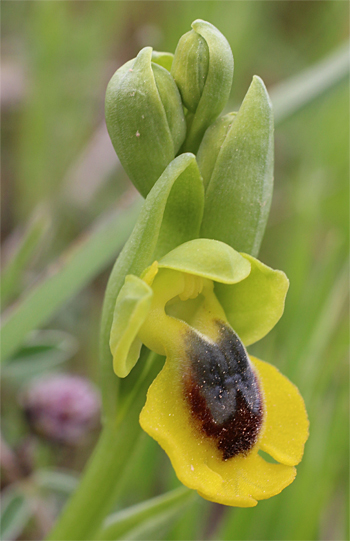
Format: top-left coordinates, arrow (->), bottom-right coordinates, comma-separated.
200,451 -> 296,506
251,356 -> 309,467
140,351 -> 302,507
140,358 -> 223,493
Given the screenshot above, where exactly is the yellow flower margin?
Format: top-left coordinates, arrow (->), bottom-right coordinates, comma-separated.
110,239 -> 309,507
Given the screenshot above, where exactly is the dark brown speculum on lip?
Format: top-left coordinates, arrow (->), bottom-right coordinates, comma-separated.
183,321 -> 263,461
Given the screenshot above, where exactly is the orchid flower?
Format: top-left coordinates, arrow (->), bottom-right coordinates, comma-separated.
110,239 -> 308,507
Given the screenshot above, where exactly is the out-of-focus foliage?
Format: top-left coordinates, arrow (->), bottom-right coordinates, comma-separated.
1,2 -> 348,540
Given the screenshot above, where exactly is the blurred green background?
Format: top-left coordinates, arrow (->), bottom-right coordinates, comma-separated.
1,2 -> 349,540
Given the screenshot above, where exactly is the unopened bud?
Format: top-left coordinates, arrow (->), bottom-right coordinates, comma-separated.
151,51 -> 173,72
171,30 -> 209,114
171,20 -> 234,153
105,47 -> 186,197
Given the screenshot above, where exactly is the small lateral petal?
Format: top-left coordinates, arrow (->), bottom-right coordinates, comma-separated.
110,275 -> 152,378
215,253 -> 289,346
158,239 -> 251,284
251,356 -> 309,467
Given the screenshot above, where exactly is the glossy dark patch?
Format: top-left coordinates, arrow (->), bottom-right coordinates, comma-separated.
183,321 -> 263,460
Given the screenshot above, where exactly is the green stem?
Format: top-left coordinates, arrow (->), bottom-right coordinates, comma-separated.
47,353 -> 163,541
47,426 -> 127,541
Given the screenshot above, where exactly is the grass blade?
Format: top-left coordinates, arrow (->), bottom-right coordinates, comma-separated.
98,486 -> 196,541
1,197 -> 142,362
271,40 -> 349,124
1,207 -> 50,307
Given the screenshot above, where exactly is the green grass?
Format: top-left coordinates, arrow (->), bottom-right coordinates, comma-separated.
1,2 -> 348,540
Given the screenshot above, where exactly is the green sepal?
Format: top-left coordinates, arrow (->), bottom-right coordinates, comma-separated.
151,51 -> 174,72
173,19 -> 234,154
197,112 -> 236,190
110,275 -> 152,378
215,253 -> 289,346
171,29 -> 209,113
100,154 -> 203,418
199,76 -> 274,257
158,238 -> 251,284
105,47 -> 186,197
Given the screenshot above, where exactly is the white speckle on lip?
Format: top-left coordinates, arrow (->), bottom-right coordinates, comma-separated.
190,465 -> 194,471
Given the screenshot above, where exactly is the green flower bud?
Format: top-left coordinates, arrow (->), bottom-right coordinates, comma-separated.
171,30 -> 209,113
151,51 -> 174,72
105,47 -> 186,197
171,20 -> 234,154
198,76 -> 274,257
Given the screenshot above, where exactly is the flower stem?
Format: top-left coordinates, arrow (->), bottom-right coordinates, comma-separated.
46,352 -> 163,541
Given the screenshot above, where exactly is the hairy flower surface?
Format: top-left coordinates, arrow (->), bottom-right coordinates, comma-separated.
110,239 -> 309,507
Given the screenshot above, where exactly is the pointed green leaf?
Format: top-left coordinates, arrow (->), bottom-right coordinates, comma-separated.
197,112 -> 236,190
100,153 -> 204,420
110,275 -> 152,378
1,207 -> 50,307
199,76 -> 274,257
158,238 -> 251,284
215,253 -> 289,346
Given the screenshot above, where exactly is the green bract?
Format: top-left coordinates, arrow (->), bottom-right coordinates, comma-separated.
105,47 -> 186,197
198,76 -> 274,257
172,19 -> 234,153
110,238 -> 289,378
99,153 -> 204,416
196,112 -> 236,191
